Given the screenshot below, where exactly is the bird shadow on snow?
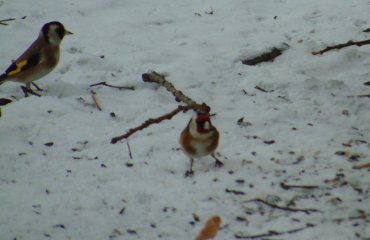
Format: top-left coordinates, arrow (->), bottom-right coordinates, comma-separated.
41,80 -> 92,99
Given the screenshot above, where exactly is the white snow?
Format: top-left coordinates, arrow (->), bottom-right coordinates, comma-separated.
0,0 -> 369,239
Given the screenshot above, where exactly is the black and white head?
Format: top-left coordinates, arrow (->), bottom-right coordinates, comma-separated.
40,21 -> 73,46
188,112 -> 216,138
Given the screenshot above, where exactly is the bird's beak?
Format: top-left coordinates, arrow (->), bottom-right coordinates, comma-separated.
66,30 -> 73,35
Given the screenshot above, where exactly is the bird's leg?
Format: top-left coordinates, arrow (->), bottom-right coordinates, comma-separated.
185,158 -> 194,177
211,153 -> 224,168
21,86 -> 29,97
31,82 -> 43,91
21,84 -> 41,97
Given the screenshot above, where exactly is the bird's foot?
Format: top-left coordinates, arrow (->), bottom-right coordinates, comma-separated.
21,86 -> 41,97
31,82 -> 43,91
212,154 -> 224,168
185,170 -> 194,177
215,159 -> 224,168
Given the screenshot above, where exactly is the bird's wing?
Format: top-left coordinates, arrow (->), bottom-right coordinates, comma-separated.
3,53 -> 41,78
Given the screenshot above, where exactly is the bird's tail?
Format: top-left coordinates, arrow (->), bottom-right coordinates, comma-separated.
0,74 -> 7,85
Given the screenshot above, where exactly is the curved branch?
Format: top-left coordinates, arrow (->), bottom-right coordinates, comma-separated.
111,105 -> 191,144
111,71 -> 213,144
142,71 -> 210,113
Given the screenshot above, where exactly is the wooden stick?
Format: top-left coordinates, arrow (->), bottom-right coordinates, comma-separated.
353,162 -> 370,170
280,182 -> 319,190
111,105 -> 191,144
90,81 -> 135,90
111,71 -> 213,144
312,39 -> 370,55
244,198 -> 321,214
142,71 -> 210,113
242,47 -> 285,66
235,223 -> 316,239
91,90 -> 102,111
254,86 -> 270,93
126,142 -> 133,159
347,94 -> 370,98
225,188 -> 246,195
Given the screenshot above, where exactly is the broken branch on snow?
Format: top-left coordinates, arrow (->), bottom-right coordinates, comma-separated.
280,182 -> 319,190
352,162 -> 370,170
0,18 -> 15,26
126,142 -> 133,159
91,90 -> 102,111
111,105 -> 192,144
225,188 -> 246,195
111,71 -> 212,144
347,94 -> 370,98
242,44 -> 289,66
244,198 -> 321,214
234,223 -> 316,239
142,71 -> 210,113
254,85 -> 272,93
312,38 -> 370,55
90,81 -> 135,91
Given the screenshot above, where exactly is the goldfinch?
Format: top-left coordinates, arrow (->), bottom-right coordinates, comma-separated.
0,21 -> 72,96
179,112 -> 222,177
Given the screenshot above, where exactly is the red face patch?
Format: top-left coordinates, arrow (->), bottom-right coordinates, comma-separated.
195,113 -> 211,134
196,113 -> 210,122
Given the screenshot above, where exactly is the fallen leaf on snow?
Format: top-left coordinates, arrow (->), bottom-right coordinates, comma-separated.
196,216 -> 221,240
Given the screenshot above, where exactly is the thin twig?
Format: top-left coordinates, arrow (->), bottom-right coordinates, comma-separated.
347,94 -> 370,98
280,182 -> 319,190
90,81 -> 135,91
234,223 -> 316,239
91,90 -> 102,111
254,86 -> 271,93
242,47 -> 285,66
353,162 -> 370,170
0,18 -> 15,26
111,105 -> 191,144
312,39 -> 370,55
334,210 -> 368,223
244,198 -> 321,214
126,142 -> 133,159
142,71 -> 210,113
225,188 -> 246,195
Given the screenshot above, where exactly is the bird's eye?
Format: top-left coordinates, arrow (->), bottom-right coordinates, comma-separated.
55,27 -> 64,39
196,120 -> 203,125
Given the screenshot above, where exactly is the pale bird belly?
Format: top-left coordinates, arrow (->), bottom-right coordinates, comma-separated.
190,141 -> 212,158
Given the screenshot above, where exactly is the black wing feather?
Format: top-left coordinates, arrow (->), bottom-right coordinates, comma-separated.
4,53 -> 41,76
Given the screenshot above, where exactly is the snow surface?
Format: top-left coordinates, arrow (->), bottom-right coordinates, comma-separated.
0,0 -> 369,239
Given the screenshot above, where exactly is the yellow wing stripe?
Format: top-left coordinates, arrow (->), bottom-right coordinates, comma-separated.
7,60 -> 28,76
